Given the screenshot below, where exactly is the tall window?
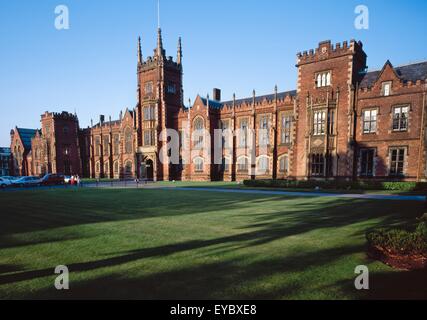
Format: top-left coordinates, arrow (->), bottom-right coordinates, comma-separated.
257,156 -> 269,173
363,109 -> 378,134
144,105 -> 155,121
114,161 -> 119,174
125,161 -> 133,175
389,148 -> 405,176
144,130 -> 154,146
221,120 -> 231,150
279,155 -> 289,174
313,111 -> 326,135
316,71 -> 331,87
223,157 -> 231,172
95,161 -> 100,173
311,154 -> 324,176
259,116 -> 269,146
237,157 -> 249,172
95,136 -> 101,156
145,82 -> 153,95
104,161 -> 110,176
392,106 -> 409,131
103,136 -> 109,155
113,134 -> 120,155
382,82 -> 392,96
239,119 -> 249,147
167,83 -> 176,94
360,149 -> 375,177
193,118 -> 204,149
281,115 -> 292,144
194,157 -> 204,172
125,128 -> 133,154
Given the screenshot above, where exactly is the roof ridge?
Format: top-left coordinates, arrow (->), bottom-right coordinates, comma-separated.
366,60 -> 427,73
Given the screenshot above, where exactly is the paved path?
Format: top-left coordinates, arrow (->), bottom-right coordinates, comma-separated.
160,187 -> 427,202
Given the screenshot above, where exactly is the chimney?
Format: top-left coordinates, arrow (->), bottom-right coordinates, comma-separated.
100,115 -> 105,125
213,88 -> 221,102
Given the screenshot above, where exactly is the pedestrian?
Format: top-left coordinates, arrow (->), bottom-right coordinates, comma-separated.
76,175 -> 81,187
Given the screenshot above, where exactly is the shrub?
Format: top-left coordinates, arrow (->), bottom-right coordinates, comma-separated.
366,222 -> 427,256
242,179 -> 427,192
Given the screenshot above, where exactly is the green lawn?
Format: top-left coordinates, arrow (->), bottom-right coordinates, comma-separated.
0,187 -> 425,299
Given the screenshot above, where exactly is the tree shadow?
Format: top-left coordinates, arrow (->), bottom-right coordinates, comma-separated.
13,244 -> 364,300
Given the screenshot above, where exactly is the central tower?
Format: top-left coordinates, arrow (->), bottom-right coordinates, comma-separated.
135,29 -> 184,181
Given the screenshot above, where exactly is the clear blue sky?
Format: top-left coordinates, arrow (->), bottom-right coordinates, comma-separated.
1,0 -> 426,146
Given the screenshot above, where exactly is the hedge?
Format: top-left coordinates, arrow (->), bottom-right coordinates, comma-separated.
366,222 -> 427,256
243,179 -> 427,192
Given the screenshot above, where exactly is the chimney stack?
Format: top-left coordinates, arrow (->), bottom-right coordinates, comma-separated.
213,88 -> 221,102
100,115 -> 105,125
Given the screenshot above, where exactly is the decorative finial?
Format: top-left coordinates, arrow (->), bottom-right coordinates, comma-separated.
157,28 -> 164,58
137,36 -> 143,64
177,37 -> 182,65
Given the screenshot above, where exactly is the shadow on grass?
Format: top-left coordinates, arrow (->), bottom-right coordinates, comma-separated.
0,188 -> 424,299
7,244 -> 364,300
328,268 -> 427,300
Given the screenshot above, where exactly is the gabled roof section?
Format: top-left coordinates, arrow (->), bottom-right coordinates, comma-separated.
360,60 -> 427,88
16,128 -> 37,150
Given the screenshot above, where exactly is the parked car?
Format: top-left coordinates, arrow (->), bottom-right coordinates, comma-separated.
12,176 -> 41,187
1,176 -> 18,181
64,176 -> 71,184
40,174 -> 65,186
0,177 -> 13,188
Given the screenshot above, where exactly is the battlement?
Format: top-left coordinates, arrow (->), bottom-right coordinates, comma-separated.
41,111 -> 78,121
138,55 -> 181,72
297,39 -> 365,66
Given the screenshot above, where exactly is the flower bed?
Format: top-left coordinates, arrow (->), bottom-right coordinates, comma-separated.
366,221 -> 427,270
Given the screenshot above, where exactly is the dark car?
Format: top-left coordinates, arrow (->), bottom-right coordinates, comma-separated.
40,174 -> 65,186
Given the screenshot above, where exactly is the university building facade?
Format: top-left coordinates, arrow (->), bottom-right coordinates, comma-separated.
9,29 -> 427,182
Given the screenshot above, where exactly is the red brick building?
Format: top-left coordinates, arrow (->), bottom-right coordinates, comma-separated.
10,112 -> 81,177
10,31 -> 427,182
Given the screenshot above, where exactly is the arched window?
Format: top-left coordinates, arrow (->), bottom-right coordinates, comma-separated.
237,156 -> 249,172
95,136 -> 101,156
113,134 -> 120,155
223,157 -> 231,172
125,128 -> 133,154
279,155 -> 289,174
125,160 -> 133,175
193,117 -> 205,149
114,161 -> 119,174
322,73 -> 327,87
317,74 -> 322,88
257,156 -> 270,173
326,72 -> 331,86
104,161 -> 110,176
194,157 -> 204,172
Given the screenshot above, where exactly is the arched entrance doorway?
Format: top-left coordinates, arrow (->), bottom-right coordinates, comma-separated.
146,159 -> 154,181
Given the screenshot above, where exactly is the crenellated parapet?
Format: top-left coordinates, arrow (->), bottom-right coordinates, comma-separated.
297,40 -> 366,66
41,111 -> 78,122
